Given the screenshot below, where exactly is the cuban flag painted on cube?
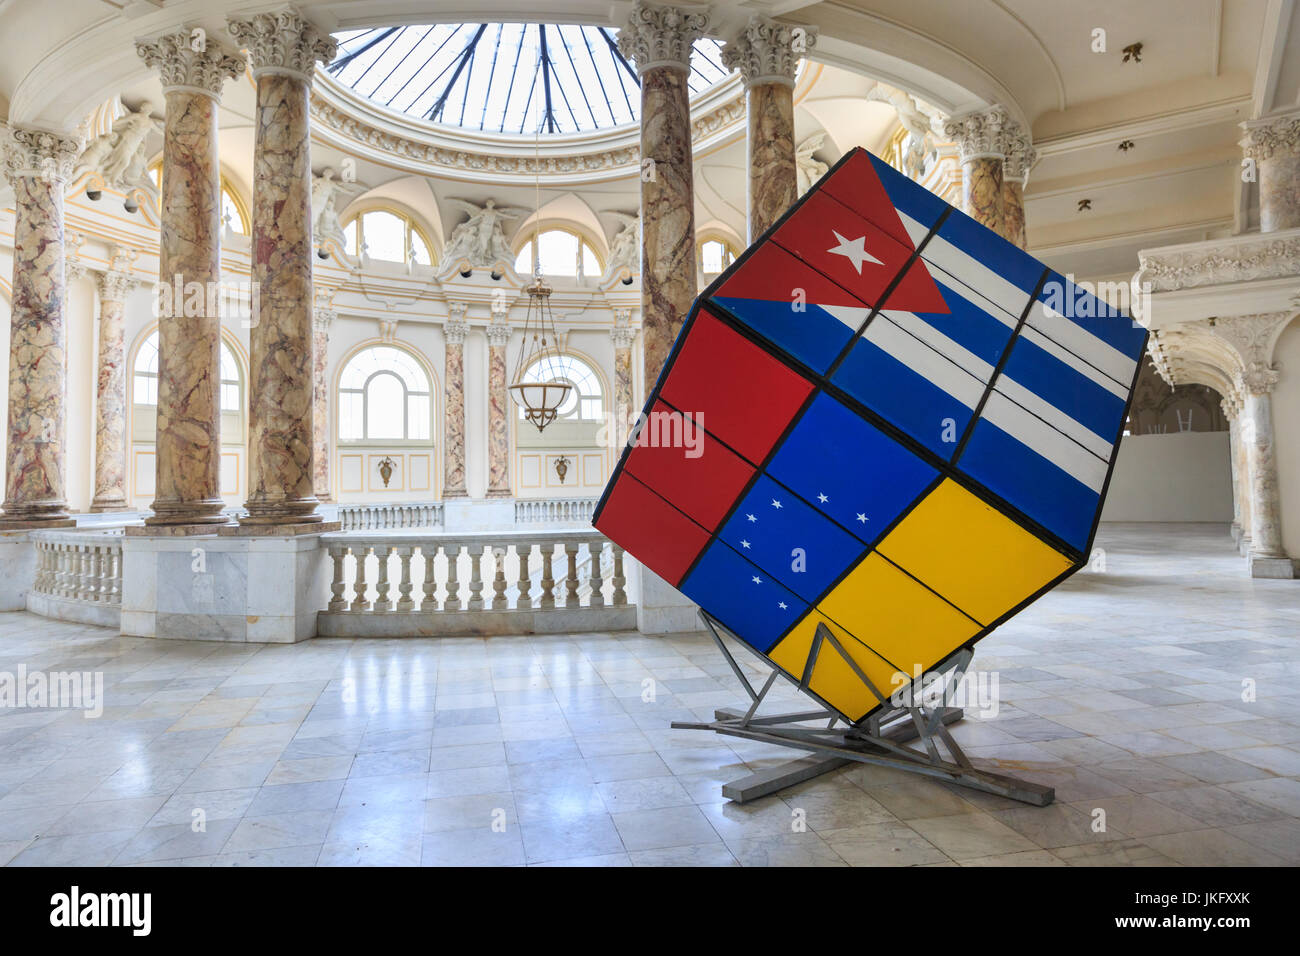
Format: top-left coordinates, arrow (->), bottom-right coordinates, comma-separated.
593,147 -> 1148,723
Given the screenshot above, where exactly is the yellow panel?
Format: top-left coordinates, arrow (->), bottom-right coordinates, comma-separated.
878,478 -> 1074,626
770,611 -> 904,721
819,553 -> 981,677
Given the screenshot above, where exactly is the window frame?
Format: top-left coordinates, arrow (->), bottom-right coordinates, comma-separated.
337,344 -> 435,444
343,206 -> 436,267
513,226 -> 604,279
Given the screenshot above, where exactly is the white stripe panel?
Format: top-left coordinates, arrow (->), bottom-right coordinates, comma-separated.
994,376 -> 1115,461
880,309 -> 996,382
981,392 -> 1107,493
860,317 -> 985,409
897,212 -> 930,248
899,211 -> 1029,320
1019,325 -> 1129,399
931,272 -> 1018,330
1025,301 -> 1137,386
820,304 -> 871,333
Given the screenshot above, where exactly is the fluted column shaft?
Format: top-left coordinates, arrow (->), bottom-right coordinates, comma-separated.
0,128 -> 80,527
229,10 -> 337,526
1242,111 -> 1300,233
620,2 -> 709,383
443,312 -> 469,498
137,32 -> 244,527
485,322 -> 511,498
91,269 -> 134,511
312,305 -> 334,501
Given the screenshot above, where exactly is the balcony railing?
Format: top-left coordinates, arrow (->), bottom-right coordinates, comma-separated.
27,529 -> 123,627
317,529 -> 633,636
514,496 -> 598,524
335,501 -> 444,531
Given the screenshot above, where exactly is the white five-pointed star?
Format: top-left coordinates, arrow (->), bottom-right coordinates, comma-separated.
771,499 -> 783,509
778,602 -> 788,610
856,513 -> 868,523
746,513 -> 757,523
752,575 -> 762,584
827,230 -> 883,275
741,539 -> 751,549
817,493 -> 829,504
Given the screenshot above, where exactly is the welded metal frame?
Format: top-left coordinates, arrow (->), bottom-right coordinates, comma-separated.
672,611 -> 1055,807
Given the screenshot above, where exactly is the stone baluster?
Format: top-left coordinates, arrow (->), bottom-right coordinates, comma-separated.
588,540 -> 605,608
396,547 -> 415,611
540,545 -> 556,609
136,32 -> 245,527
0,127 -> 82,528
467,544 -> 486,610
491,547 -> 508,610
444,544 -> 462,611
444,307 -> 470,497
373,543 -> 392,612
564,542 -> 580,608
485,321 -> 512,497
611,545 -> 628,606
517,543 -> 533,608
350,545 -> 370,611
722,16 -> 815,241
1241,110 -> 1300,232
328,545 -> 347,611
228,7 -> 337,528
420,547 -> 438,611
619,0 -> 709,383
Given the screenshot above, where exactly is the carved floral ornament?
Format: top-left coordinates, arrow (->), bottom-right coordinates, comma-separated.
721,17 -> 817,87
617,1 -> 711,74
227,6 -> 338,82
1136,234 -> 1300,292
1240,110 -> 1300,162
1,126 -> 82,186
134,31 -> 244,98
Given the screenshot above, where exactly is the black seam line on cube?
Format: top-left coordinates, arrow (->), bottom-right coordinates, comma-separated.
1022,320 -> 1136,392
949,264 -> 1053,461
822,206 -> 954,381
1081,325 -> 1151,559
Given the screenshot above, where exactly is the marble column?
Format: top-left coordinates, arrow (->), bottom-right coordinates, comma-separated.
0,127 -> 81,528
312,302 -> 335,501
944,106 -> 1010,236
1225,400 -> 1243,546
136,31 -> 244,527
228,9 -> 337,527
1238,365 -> 1293,577
611,313 -> 636,449
722,17 -> 815,241
91,264 -> 136,512
619,0 -> 709,384
443,306 -> 469,498
485,321 -> 511,498
1001,131 -> 1036,250
1241,110 -> 1300,233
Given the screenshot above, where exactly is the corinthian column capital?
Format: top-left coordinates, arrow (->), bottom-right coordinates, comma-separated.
227,5 -> 338,84
942,106 -> 1018,165
1240,109 -> 1300,162
97,270 -> 136,304
721,16 -> 815,88
136,30 -> 245,99
1238,362 -> 1281,396
1002,129 -> 1038,185
2,126 -> 82,187
618,1 -> 711,75
485,321 -> 512,348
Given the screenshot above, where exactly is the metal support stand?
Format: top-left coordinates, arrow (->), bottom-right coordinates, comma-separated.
672,612 -> 1054,807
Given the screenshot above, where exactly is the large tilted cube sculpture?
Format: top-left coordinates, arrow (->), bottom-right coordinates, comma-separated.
594,147 -> 1148,722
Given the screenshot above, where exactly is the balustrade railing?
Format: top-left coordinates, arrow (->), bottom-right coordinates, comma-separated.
27,530 -> 124,624
514,497 -> 599,524
336,501 -> 444,531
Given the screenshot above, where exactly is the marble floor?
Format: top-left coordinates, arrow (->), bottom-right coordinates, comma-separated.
0,522 -> 1297,867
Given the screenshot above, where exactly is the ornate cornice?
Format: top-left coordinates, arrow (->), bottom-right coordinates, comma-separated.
2,126 -> 82,186
1136,232 -> 1300,292
1240,109 -> 1300,162
721,17 -> 815,88
135,30 -> 244,99
227,6 -> 337,84
618,1 -> 711,75
942,106 -> 1023,165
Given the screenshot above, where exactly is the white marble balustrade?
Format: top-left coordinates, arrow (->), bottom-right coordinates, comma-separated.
26,529 -> 124,627
318,529 -> 634,637
336,501 -> 444,531
513,496 -> 599,524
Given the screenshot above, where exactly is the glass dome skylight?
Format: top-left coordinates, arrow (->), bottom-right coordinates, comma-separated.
326,23 -> 732,135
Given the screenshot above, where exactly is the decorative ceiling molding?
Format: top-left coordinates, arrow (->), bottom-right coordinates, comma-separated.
1136,228 -> 1300,292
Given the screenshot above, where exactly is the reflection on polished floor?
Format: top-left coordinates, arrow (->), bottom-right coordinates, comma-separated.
0,523 -> 1297,867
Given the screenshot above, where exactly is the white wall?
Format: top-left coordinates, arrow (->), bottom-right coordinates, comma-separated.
1101,431 -> 1232,523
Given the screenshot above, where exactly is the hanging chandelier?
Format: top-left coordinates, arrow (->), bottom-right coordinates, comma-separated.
508,276 -> 571,432
506,62 -> 573,434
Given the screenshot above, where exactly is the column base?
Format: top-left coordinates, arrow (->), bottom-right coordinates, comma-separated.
0,517 -> 76,530
1248,553 -> 1296,579
485,488 -> 513,499
145,499 -> 230,528
90,500 -> 133,513
126,522 -> 234,537
221,520 -> 341,537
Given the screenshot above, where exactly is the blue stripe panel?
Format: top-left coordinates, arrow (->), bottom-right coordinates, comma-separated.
768,392 -> 938,544
913,275 -> 1018,370
959,419 -> 1101,553
934,208 -> 1044,296
711,296 -> 859,374
678,539 -> 808,653
866,152 -> 948,229
1000,336 -> 1128,445
830,336 -> 977,461
1038,272 -> 1147,364
717,474 -> 868,603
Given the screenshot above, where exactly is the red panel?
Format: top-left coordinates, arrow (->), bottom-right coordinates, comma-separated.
818,148 -> 915,248
714,242 -> 871,310
660,309 -> 815,465
771,191 -> 949,315
594,473 -> 710,587
624,400 -> 755,530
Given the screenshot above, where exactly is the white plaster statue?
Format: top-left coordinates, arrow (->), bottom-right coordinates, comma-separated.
796,133 -> 829,195
311,167 -> 364,248
868,85 -> 938,180
74,100 -> 161,190
604,210 -> 641,278
443,198 -> 530,268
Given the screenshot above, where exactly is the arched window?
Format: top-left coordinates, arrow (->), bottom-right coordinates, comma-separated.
698,238 -> 738,276
343,209 -> 434,265
148,162 -> 249,235
133,330 -> 241,412
515,228 -> 602,279
519,354 -> 603,422
338,345 -> 432,441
